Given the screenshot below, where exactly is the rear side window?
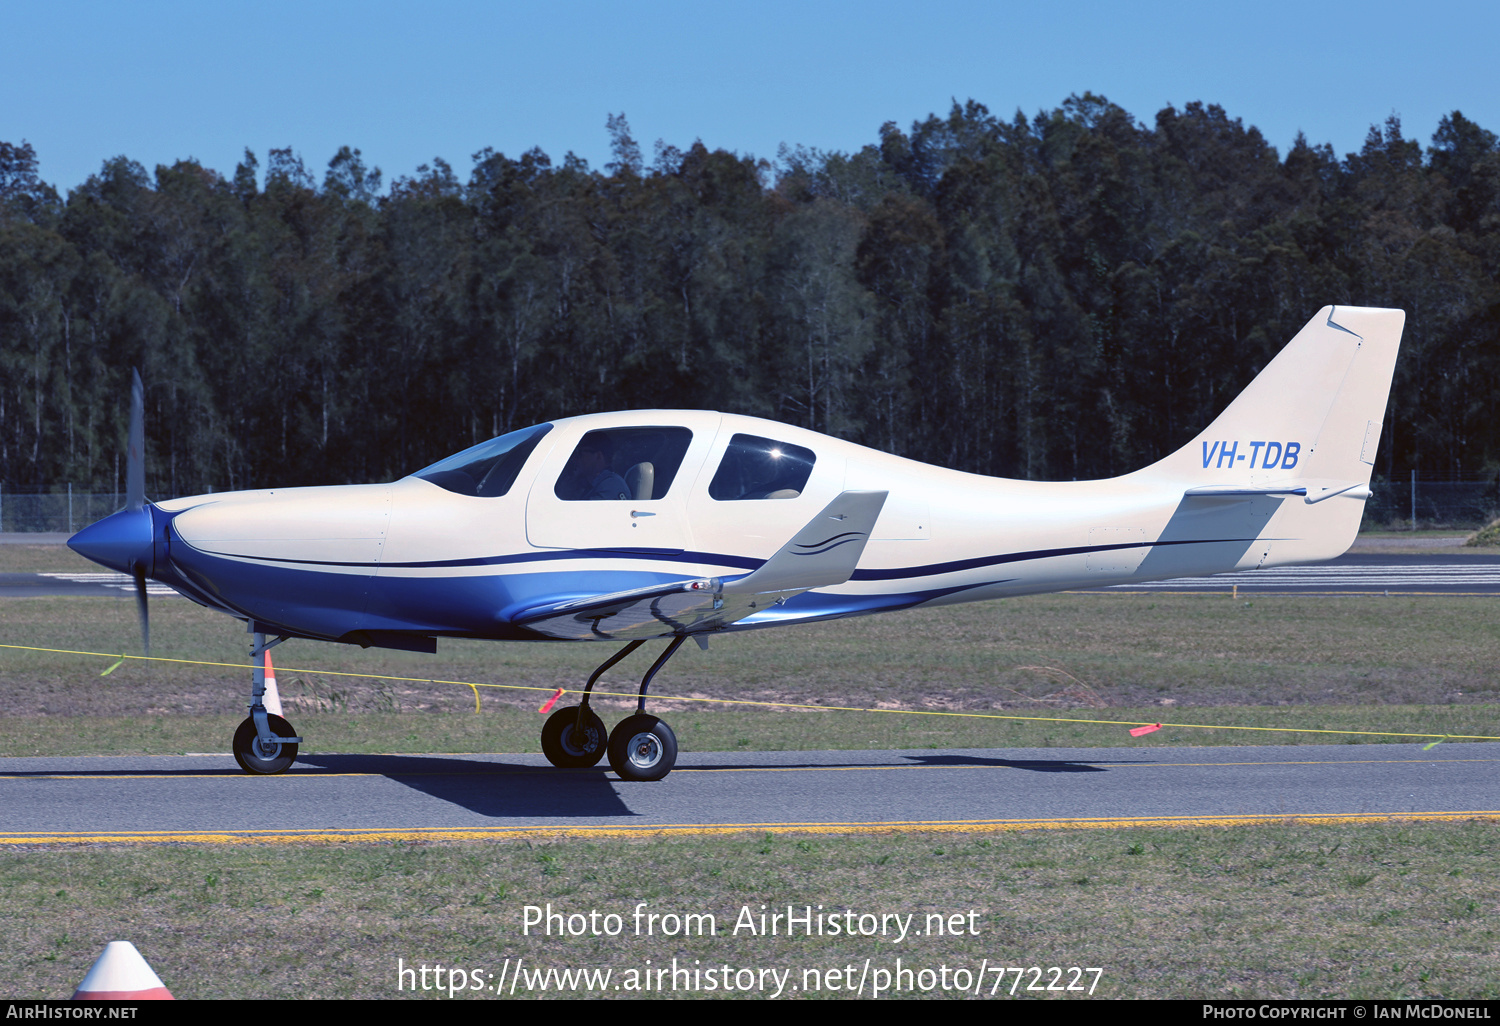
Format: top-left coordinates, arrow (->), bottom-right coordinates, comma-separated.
413,423 -> 552,496
709,434 -> 816,500
555,427 -> 693,501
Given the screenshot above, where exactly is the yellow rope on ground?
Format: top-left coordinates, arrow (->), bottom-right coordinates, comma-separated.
2,642 -> 1497,742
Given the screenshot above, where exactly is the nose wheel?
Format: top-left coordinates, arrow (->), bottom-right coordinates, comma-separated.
234,628 -> 301,775
232,714 -> 300,774
607,714 -> 677,782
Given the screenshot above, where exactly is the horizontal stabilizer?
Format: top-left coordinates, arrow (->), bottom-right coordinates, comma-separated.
511,490 -> 887,641
1184,484 -> 1307,498
1301,480 -> 1373,504
1183,479 -> 1369,504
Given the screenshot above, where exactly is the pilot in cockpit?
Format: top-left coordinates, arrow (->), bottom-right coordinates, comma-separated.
563,434 -> 631,500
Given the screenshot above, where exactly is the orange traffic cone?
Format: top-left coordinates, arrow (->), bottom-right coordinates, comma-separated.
263,651 -> 283,717
72,941 -> 174,1000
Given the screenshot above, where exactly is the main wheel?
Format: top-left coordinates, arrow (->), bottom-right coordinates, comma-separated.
540,705 -> 607,768
607,714 -> 678,782
232,714 -> 299,775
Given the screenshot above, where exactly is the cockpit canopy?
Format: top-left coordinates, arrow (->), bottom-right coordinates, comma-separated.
413,418 -> 820,502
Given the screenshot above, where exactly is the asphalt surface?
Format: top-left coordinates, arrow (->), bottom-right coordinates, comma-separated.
3,744 -> 1496,843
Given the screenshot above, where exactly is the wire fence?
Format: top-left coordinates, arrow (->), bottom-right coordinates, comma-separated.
1364,477 -> 1500,530
2,478 -> 1497,534
0,489 -> 130,534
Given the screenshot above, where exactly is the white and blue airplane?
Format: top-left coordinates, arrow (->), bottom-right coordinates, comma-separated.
68,306 -> 1405,781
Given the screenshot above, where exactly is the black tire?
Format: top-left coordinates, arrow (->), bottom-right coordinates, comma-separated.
607,714 -> 677,782
540,705 -> 607,768
232,714 -> 299,775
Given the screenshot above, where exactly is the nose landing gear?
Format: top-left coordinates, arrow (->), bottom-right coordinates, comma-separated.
233,628 -> 302,775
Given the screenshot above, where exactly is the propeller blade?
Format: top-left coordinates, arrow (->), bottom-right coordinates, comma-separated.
126,369 -> 145,511
133,562 -> 150,657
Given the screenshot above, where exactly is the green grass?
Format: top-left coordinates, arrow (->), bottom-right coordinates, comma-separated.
4,823 -> 1497,999
4,703 -> 1497,759
0,542 -> 98,573
4,566 -> 1499,1001
3,589 -> 1500,753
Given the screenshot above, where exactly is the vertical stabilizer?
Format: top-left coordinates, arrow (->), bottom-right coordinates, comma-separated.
1149,306 -> 1404,489
1139,306 -> 1404,566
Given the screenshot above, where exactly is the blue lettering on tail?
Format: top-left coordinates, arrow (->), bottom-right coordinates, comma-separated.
1200,439 -> 1300,471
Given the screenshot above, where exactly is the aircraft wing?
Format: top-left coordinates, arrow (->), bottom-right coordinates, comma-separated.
512,490 -> 888,640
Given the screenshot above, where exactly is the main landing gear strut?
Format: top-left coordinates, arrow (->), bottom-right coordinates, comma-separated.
231,628 -> 302,774
541,635 -> 693,781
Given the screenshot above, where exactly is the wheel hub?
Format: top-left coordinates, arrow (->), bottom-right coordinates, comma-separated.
626,732 -> 662,769
562,723 -> 600,756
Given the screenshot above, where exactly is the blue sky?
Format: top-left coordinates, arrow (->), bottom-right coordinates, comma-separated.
6,0 -> 1496,194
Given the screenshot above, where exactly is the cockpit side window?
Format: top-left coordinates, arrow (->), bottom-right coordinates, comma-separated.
555,427 -> 693,501
708,434 -> 816,500
412,423 -> 552,497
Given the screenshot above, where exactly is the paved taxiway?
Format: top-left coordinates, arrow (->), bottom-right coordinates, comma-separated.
3,744 -> 1497,843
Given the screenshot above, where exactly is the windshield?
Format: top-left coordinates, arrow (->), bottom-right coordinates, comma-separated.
412,423 -> 552,496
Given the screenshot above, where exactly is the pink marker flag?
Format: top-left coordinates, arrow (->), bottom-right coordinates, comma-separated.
1129,723 -> 1163,737
538,688 -> 564,714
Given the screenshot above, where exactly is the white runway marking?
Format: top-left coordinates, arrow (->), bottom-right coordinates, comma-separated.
39,572 -> 181,596
1107,564 -> 1500,590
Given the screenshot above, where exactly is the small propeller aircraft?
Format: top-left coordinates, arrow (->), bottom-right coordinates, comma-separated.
68,306 -> 1405,780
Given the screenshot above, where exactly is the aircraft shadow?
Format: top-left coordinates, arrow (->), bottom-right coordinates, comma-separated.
901,754 -> 1107,773
295,753 -> 635,818
6,755 -> 636,819
582,753 -> 1123,773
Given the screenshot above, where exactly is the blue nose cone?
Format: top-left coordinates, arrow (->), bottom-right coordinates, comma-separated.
68,507 -> 156,575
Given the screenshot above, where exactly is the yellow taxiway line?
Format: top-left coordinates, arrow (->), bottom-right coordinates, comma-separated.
4,811 -> 1498,846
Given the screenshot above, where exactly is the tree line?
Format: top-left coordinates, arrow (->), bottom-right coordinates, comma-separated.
2,95 -> 1498,497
